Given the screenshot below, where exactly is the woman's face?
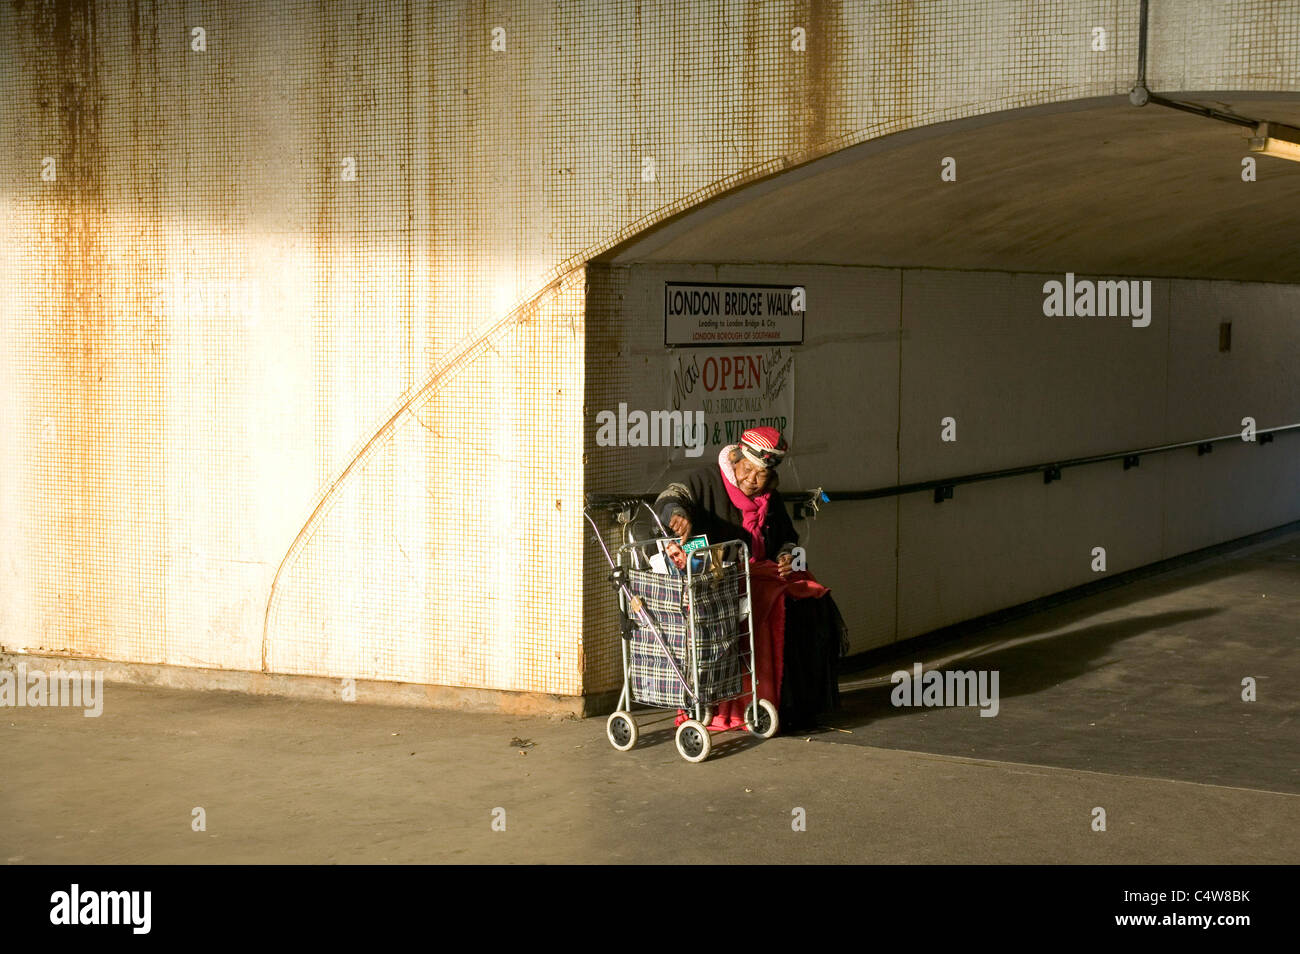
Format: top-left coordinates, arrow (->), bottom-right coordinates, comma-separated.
733,456 -> 771,497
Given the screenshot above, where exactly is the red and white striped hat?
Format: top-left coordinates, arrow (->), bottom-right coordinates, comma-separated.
739,426 -> 789,469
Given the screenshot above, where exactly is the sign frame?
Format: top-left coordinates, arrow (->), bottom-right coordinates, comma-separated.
663,281 -> 805,348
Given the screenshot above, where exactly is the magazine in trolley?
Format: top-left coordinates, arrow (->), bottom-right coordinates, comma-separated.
584,499 -> 779,763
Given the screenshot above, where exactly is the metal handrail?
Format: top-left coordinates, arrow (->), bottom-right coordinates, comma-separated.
585,422 -> 1299,513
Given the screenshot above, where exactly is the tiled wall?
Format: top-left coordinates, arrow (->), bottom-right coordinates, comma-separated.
1,2 -> 1295,698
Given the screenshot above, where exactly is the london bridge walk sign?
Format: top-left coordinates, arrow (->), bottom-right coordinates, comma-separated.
664,282 -> 805,347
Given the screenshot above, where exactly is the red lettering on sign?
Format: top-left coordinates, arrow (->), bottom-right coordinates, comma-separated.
702,357 -> 718,391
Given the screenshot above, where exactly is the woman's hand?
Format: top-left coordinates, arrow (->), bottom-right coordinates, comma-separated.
668,512 -> 692,542
777,552 -> 794,579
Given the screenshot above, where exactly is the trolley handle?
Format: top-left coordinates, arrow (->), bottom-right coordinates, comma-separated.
583,493 -> 654,514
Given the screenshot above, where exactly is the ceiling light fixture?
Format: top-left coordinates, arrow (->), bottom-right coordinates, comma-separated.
1128,0 -> 1294,159
1248,122 -> 1300,163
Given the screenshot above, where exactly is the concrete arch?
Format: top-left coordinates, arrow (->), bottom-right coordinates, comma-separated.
6,0 -> 1300,707
267,74 -> 1300,700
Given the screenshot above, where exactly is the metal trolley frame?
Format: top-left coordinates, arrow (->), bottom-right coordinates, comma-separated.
584,499 -> 780,762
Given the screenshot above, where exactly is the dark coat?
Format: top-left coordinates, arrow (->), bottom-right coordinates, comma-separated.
654,460 -> 798,560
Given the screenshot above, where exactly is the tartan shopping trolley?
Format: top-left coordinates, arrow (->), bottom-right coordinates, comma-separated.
583,498 -> 780,763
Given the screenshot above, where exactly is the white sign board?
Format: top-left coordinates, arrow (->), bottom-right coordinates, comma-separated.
664,282 -> 804,346
667,345 -> 795,458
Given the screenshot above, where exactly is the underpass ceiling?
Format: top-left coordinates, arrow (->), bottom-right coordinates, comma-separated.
602,94 -> 1300,284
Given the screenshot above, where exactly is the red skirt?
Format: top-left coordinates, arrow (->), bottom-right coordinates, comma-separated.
676,560 -> 831,731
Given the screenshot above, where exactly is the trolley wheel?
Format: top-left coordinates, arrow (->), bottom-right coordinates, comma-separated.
697,705 -> 715,727
744,698 -> 780,739
675,719 -> 712,763
606,711 -> 638,751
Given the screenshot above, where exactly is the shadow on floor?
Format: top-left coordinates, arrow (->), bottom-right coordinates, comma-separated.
834,607 -> 1222,726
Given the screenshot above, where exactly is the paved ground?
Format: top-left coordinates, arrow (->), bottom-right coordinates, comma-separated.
2,532 -> 1297,864
832,533 -> 1300,794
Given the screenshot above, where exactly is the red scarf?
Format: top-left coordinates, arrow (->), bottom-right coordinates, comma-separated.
719,447 -> 770,560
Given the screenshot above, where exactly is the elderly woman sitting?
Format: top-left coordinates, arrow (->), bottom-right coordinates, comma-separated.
655,426 -> 846,732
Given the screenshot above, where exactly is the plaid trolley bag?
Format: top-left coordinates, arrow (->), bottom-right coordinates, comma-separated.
583,498 -> 783,763
626,564 -> 745,710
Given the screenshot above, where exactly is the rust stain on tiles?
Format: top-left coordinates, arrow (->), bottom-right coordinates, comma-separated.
31,0 -> 109,655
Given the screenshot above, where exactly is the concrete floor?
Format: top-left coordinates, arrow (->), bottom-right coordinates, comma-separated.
832,532 -> 1300,794
3,533 -> 1298,864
